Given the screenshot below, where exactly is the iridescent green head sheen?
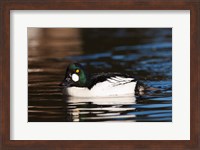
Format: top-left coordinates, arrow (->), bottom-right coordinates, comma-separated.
62,63 -> 88,87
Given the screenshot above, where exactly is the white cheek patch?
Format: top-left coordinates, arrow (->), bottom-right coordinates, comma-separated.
72,74 -> 79,82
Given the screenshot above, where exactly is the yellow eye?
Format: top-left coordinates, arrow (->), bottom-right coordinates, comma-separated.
75,69 -> 80,73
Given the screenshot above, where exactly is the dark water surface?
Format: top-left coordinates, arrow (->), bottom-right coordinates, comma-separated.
28,28 -> 172,122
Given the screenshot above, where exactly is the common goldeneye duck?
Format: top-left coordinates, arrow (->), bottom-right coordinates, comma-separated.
60,63 -> 144,97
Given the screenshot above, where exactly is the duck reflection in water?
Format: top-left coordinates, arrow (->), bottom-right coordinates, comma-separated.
63,96 -> 138,122
63,94 -> 172,122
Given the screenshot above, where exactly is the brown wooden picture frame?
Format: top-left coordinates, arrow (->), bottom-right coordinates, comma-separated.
0,0 -> 199,149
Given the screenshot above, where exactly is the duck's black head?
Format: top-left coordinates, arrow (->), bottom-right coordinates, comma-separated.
60,63 -> 88,87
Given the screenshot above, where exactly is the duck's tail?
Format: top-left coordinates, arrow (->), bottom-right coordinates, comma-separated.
135,81 -> 145,92
135,81 -> 161,95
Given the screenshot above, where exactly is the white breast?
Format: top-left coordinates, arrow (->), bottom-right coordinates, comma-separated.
65,76 -> 137,97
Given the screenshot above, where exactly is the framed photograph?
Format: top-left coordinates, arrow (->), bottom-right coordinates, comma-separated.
1,0 -> 199,149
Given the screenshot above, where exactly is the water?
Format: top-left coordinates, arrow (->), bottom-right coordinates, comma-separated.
28,28 -> 172,122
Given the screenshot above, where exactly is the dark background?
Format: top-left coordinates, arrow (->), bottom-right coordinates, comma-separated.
28,28 -> 172,122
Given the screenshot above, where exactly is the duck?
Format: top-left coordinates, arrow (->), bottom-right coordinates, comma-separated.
60,63 -> 144,97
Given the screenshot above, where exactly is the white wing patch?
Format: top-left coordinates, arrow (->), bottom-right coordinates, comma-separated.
107,76 -> 134,86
